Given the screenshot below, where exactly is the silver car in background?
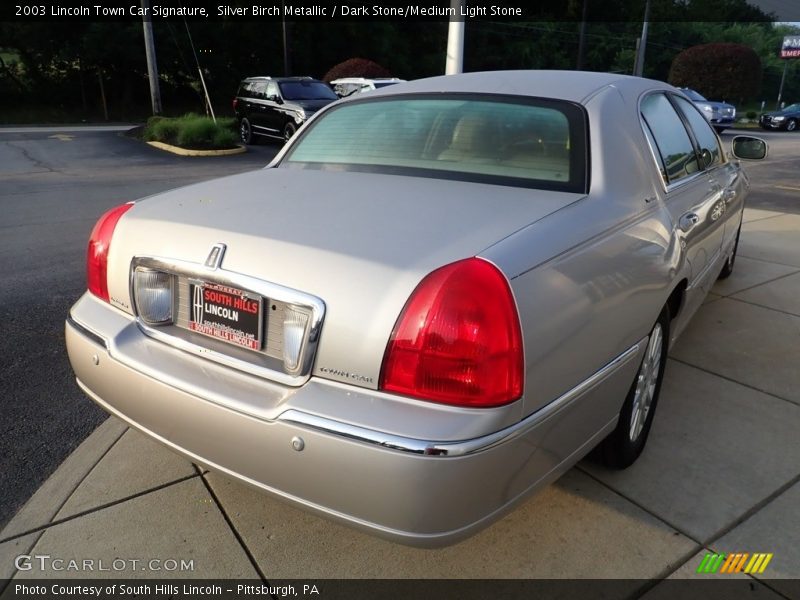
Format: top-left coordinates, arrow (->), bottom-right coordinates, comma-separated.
66,71 -> 766,547
679,87 -> 737,133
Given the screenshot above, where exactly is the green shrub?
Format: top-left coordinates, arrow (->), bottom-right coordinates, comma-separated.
146,118 -> 181,143
144,114 -> 238,149
212,128 -> 237,148
216,116 -> 236,132
746,110 -> 757,120
175,116 -> 218,147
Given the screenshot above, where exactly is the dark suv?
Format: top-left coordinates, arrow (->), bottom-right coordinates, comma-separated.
233,76 -> 338,144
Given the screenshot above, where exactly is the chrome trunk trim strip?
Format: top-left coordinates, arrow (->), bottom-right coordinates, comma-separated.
279,343 -> 641,457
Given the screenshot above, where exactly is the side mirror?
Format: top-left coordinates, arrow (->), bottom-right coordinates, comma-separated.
731,136 -> 767,160
268,94 -> 282,104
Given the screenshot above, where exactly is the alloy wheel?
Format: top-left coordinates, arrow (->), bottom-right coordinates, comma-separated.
240,120 -> 251,144
284,122 -> 297,142
629,323 -> 663,441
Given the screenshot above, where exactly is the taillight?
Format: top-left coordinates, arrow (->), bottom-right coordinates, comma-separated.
232,98 -> 238,111
87,202 -> 134,302
380,258 -> 523,408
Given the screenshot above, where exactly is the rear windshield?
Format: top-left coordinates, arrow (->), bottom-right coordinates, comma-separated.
279,81 -> 338,101
281,94 -> 587,192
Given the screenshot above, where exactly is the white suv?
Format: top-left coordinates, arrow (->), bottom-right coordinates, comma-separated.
330,77 -> 405,98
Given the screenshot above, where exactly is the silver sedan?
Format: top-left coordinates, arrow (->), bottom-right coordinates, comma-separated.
66,71 -> 766,547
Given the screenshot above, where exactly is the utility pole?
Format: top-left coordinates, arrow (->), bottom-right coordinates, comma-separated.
445,0 -> 465,74
776,61 -> 789,111
576,0 -> 588,70
633,0 -> 650,77
281,0 -> 291,76
141,0 -> 162,114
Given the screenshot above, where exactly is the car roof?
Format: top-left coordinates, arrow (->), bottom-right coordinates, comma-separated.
241,76 -> 318,83
366,70 -> 673,104
331,77 -> 404,84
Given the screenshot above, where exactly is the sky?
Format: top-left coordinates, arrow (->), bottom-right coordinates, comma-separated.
746,0 -> 799,22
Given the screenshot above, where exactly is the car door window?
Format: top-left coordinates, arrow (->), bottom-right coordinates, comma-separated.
672,95 -> 723,169
250,82 -> 267,100
266,82 -> 279,102
641,93 -> 700,185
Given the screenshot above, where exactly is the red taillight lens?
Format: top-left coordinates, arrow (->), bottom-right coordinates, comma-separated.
87,202 -> 134,302
232,98 -> 238,111
380,258 -> 524,408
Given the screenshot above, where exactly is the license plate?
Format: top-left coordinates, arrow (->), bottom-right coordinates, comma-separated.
188,282 -> 263,350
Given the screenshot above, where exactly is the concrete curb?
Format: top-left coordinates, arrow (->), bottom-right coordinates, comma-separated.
146,141 -> 246,157
0,417 -> 127,542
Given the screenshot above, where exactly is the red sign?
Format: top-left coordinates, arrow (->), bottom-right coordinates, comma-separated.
781,36 -> 800,59
189,282 -> 262,351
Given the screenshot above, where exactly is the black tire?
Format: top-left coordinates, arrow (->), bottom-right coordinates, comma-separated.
239,118 -> 253,145
600,306 -> 670,469
714,126 -> 726,134
283,121 -> 297,143
718,224 -> 741,280
787,119 -> 797,132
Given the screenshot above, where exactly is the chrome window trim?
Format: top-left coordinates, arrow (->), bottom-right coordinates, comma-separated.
129,256 -> 325,387
638,90 -> 710,194
279,342 -> 641,457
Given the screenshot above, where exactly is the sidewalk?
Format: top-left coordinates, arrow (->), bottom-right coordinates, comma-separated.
1,208 -> 798,592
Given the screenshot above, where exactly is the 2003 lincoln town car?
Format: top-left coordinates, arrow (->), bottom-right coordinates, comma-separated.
66,71 -> 767,547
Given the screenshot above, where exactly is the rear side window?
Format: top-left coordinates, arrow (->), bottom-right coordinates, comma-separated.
282,94 -> 588,193
672,95 -> 723,169
641,93 -> 700,185
238,82 -> 256,97
252,82 -> 268,100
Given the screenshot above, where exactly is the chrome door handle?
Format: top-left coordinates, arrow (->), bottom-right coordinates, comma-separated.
679,212 -> 700,232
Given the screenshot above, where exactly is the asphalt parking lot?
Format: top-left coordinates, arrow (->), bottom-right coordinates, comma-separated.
0,126 -> 798,594
0,127 -> 279,527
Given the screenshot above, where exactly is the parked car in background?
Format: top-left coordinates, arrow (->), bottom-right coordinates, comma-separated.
67,71 -> 766,547
233,76 -> 338,144
330,77 -> 405,97
759,103 -> 800,131
679,88 -> 737,133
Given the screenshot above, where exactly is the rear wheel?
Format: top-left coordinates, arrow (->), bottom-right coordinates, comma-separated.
787,119 -> 797,132
718,224 -> 741,280
600,307 -> 669,469
239,118 -> 253,145
283,122 -> 297,143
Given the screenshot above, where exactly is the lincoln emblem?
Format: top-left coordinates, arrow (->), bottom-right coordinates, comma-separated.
204,243 -> 226,270
193,285 -> 204,322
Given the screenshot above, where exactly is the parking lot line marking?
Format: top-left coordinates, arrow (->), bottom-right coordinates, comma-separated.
774,185 -> 800,192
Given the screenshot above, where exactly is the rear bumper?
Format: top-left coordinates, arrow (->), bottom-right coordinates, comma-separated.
66,292 -> 640,546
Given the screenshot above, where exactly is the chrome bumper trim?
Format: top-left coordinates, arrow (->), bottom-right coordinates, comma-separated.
129,255 -> 326,387
66,315 -> 108,349
279,343 -> 641,457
